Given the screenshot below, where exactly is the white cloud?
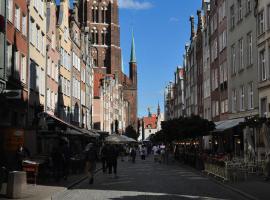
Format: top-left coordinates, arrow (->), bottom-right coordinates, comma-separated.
119,0 -> 153,10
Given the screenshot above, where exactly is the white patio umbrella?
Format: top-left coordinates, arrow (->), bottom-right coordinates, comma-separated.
122,135 -> 137,142
105,134 -> 129,143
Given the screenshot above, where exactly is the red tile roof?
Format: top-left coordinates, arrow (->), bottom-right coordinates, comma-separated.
143,115 -> 158,129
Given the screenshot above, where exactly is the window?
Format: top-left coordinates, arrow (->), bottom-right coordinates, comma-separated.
41,32 -> 45,55
30,19 -> 35,45
52,33 -> 56,49
36,26 -> 40,50
268,4 -> 270,29
232,89 -> 237,113
8,0 -> 13,22
239,38 -> 244,70
247,32 -> 252,66
258,11 -> 264,35
248,82 -> 254,109
240,85 -> 245,111
102,30 -> 107,45
22,15 -> 26,36
101,7 -> 107,23
55,64 -> 58,82
246,0 -> 252,14
21,55 -> 27,83
92,7 -> 95,22
7,43 -> 12,76
238,0 -> 243,21
47,57 -> 51,76
230,5 -> 235,29
15,6 -> 20,30
259,49 -> 266,81
231,44 -> 236,74
15,50 -> 20,79
47,89 -> 51,108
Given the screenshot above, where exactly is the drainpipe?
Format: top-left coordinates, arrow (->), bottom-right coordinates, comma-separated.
27,0 -> 30,127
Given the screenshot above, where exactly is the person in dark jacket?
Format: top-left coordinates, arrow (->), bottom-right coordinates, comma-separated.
100,144 -> 108,173
106,144 -> 119,178
84,143 -> 98,184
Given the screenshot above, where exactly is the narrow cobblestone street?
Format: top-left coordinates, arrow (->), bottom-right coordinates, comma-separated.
53,156 -> 247,200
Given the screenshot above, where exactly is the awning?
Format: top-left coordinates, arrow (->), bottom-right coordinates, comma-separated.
213,118 -> 245,133
79,128 -> 100,138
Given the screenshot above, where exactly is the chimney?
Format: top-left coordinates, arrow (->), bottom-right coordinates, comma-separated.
190,15 -> 195,40
197,10 -> 202,32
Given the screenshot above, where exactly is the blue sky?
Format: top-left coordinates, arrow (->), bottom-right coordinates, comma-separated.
119,0 -> 201,117
57,0 -> 201,117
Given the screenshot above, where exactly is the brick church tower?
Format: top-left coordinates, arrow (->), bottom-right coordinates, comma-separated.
79,0 -> 122,75
79,0 -> 138,129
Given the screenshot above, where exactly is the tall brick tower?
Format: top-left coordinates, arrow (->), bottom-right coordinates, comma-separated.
79,0 -> 138,130
123,31 -> 138,129
79,0 -> 122,75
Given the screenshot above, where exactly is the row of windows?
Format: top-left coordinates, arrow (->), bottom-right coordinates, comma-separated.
232,82 -> 254,112
231,32 -> 253,75
72,77 -> 80,100
6,43 -> 27,83
47,57 -> 58,82
60,48 -> 71,70
7,1 -> 27,36
212,99 -> 228,117
30,19 -> 46,55
72,52 -> 81,71
30,62 -> 45,96
46,89 -> 57,110
230,0 -> 252,29
92,7 -> 108,23
91,30 -> 109,45
60,76 -> 71,96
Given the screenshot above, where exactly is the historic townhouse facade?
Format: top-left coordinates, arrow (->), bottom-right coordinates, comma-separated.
45,0 -> 59,116
57,0 -> 72,123
202,0 -> 212,121
28,0 -> 46,125
209,0 -> 228,122
256,0 -> 270,117
70,3 -> 82,127
1,0 -> 29,128
228,0 -> 258,119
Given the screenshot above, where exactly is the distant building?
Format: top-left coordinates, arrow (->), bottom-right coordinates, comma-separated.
139,105 -> 164,141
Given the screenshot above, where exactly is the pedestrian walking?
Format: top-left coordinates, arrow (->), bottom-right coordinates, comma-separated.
140,145 -> 146,160
106,144 -> 119,178
130,146 -> 136,163
84,143 -> 98,184
152,145 -> 159,162
100,144 -> 108,173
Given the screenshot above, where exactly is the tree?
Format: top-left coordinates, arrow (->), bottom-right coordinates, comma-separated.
125,125 -> 139,140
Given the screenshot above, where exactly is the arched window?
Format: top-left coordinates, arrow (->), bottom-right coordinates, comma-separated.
95,7 -> 99,23
92,7 -> 95,22
101,7 -> 107,23
101,29 -> 107,45
91,28 -> 98,45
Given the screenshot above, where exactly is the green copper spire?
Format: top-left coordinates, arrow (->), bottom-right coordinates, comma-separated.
130,30 -> 136,63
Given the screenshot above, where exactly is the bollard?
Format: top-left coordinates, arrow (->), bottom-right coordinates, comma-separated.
6,171 -> 27,198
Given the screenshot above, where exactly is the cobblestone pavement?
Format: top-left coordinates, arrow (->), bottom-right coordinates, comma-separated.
53,156 -> 247,200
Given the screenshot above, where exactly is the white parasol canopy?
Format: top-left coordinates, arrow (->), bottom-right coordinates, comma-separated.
105,134 -> 136,143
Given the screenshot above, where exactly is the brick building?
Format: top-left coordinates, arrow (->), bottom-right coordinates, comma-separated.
79,0 -> 138,131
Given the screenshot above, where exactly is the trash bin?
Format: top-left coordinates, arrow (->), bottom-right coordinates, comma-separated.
6,171 -> 27,198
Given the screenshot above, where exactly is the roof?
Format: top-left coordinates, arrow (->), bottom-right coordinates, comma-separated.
143,115 -> 158,129
130,30 -> 136,63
